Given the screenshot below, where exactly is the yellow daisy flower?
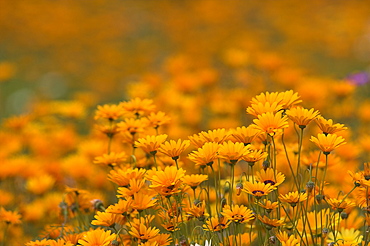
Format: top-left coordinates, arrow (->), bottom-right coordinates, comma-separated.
310,133 -> 346,155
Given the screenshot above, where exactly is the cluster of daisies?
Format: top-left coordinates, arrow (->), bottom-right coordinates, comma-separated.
21,91 -> 369,246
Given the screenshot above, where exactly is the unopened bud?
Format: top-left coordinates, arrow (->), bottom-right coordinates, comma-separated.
91,199 -> 105,211
341,212 -> 348,219
193,199 -> 201,206
220,197 -> 227,208
236,183 -> 243,196
269,236 -> 276,244
322,228 -> 329,238
263,160 -> 270,170
306,181 -> 315,193
316,194 -> 324,203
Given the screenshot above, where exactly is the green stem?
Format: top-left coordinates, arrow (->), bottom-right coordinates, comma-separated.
282,131 -> 299,190
1,224 -> 8,246
229,163 -> 236,206
296,127 -> 304,190
210,165 -> 220,216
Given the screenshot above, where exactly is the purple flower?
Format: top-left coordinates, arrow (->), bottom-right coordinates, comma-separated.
346,72 -> 370,86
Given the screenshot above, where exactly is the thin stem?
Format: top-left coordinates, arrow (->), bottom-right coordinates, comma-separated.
282,131 -> 299,190
1,224 -> 8,246
229,163 -> 236,206
296,127 -> 304,190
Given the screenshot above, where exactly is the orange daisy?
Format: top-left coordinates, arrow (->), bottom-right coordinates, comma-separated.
221,204 -> 254,224
253,111 -> 289,136
255,168 -> 285,187
120,97 -> 156,117
188,142 -> 220,168
243,181 -> 275,198
94,104 -> 125,121
158,139 -> 190,160
131,192 -> 158,211
279,90 -> 302,109
258,199 -> 279,213
286,107 -> 320,128
230,125 -> 263,145
135,134 -> 168,154
250,91 -> 283,106
147,166 -> 186,197
200,128 -> 231,144
93,152 -> 127,168
203,216 -> 231,232
279,191 -> 308,207
315,116 -> 348,135
106,197 -> 135,216
107,167 -> 146,187
310,133 -> 346,155
246,101 -> 283,117
182,174 -> 208,189
147,111 -> 171,129
0,207 -> 21,225
78,228 -> 116,246
129,224 -> 160,243
242,148 -> 268,166
218,140 -> 250,164
117,118 -> 148,135
91,211 -> 126,227
184,200 -> 208,220
258,215 -> 285,229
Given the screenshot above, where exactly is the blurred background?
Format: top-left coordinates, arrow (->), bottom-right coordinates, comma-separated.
2,2 -> 370,243
1,0 -> 370,120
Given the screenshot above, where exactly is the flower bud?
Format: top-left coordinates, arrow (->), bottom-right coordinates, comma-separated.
306,181 -> 315,193
236,183 -> 243,196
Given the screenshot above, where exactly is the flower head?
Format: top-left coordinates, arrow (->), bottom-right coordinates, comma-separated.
243,181 -> 275,198
147,166 -> 186,197
310,133 -> 346,155
158,139 -> 190,159
255,168 -> 285,187
253,111 -> 289,136
108,167 -> 146,186
203,216 -> 231,232
200,128 -> 231,144
93,152 -> 127,167
242,147 -> 268,165
182,174 -> 208,189
91,211 -> 125,227
0,207 -> 21,225
94,104 -> 125,121
218,141 -> 250,164
258,199 -> 279,213
315,116 -> 348,135
129,224 -> 160,243
258,215 -> 285,229
78,228 -> 116,246
326,197 -> 356,212
286,107 -> 320,128
135,134 -> 168,154
246,101 -> 283,117
279,191 -> 307,207
188,142 -> 220,168
221,204 -> 254,224
147,111 -> 171,129
120,97 -> 156,117
230,125 -> 263,145
117,118 -> 148,135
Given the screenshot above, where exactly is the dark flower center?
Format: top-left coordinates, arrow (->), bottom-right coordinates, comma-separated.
264,180 -> 276,185
252,190 -> 265,195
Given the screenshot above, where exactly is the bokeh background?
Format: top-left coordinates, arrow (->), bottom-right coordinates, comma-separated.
1,0 -> 370,119
2,1 -> 370,244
